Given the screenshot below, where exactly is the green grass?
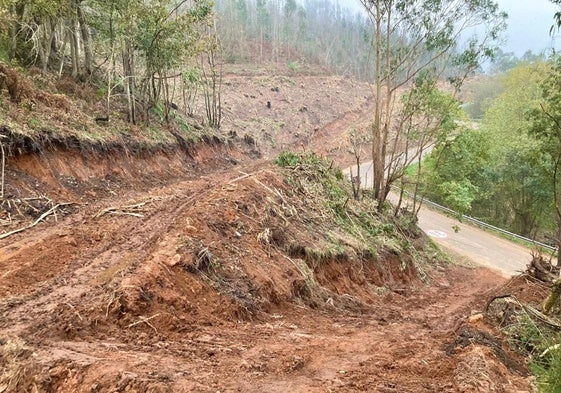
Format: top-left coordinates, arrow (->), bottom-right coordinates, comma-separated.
532,347 -> 561,393
503,314 -> 561,393
275,151 -> 440,268
27,117 -> 42,129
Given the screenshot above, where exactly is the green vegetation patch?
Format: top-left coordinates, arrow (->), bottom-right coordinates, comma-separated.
275,151 -> 440,275
503,314 -> 561,393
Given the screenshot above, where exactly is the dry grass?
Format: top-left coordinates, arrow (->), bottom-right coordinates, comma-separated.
0,337 -> 32,393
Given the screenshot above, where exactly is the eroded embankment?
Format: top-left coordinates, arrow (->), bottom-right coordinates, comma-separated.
0,148 -> 532,392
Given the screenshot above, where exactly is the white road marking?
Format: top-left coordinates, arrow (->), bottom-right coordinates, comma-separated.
427,230 -> 448,239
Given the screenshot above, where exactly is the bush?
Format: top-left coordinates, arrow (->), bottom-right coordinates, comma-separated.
275,151 -> 301,167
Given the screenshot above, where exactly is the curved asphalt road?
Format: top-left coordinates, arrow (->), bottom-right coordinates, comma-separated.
346,161 -> 538,277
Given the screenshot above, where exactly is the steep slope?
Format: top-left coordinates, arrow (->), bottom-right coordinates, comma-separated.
0,65 -> 533,392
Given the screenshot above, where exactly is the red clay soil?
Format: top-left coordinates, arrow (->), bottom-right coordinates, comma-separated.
0,67 -> 534,392
0,143 -> 532,392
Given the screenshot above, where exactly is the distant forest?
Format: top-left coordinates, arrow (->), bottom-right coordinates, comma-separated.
214,0 -> 374,79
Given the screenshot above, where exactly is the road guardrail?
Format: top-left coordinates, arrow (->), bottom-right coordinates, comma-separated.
396,187 -> 558,252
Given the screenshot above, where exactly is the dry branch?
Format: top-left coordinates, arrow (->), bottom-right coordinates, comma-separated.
228,171 -> 254,184
487,294 -> 561,331
0,203 -> 73,240
94,200 -> 153,219
526,252 -> 560,282
127,313 -> 160,332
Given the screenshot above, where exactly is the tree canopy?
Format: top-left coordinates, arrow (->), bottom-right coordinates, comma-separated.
0,0 -> 214,124
359,0 -> 506,208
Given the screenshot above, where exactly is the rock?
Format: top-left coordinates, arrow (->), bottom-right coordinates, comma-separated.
167,254 -> 182,267
468,313 -> 484,324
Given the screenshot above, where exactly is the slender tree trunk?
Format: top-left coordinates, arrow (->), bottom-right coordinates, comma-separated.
372,0 -> 383,203
10,2 -> 27,61
395,182 -> 405,217
353,154 -> 361,200
58,37 -> 67,76
105,6 -> 115,116
38,18 -> 56,73
163,72 -> 170,123
122,42 -> 136,124
552,152 -> 561,253
76,0 -> 92,76
260,27 -> 263,64
378,1 -> 393,209
10,6 -> 18,60
412,153 -> 423,214
69,26 -> 78,77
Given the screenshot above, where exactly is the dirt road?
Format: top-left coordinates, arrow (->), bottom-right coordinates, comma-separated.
0,150 -> 532,392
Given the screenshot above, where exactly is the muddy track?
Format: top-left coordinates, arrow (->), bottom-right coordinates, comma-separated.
0,157 -> 533,392
0,165 -> 245,338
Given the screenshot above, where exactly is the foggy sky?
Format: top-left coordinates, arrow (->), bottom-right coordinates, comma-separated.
341,0 -> 560,56
497,0 -> 559,56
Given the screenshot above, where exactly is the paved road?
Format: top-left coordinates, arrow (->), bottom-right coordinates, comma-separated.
414,203 -> 533,277
347,161 -> 535,277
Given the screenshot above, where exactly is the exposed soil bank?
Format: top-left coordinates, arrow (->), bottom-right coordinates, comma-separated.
0,146 -> 532,392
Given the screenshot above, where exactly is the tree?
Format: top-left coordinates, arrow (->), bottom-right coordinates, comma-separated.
480,62 -> 552,237
86,0 -> 213,123
551,0 -> 561,32
423,62 -> 555,239
348,127 -> 371,200
422,127 -> 491,215
528,56 -> 561,249
489,49 -> 519,74
392,73 -> 463,215
0,0 -> 214,124
255,0 -> 269,63
358,0 -> 506,210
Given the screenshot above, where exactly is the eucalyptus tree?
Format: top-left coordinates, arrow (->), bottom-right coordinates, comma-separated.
87,0 -> 213,123
480,62 -> 551,238
528,57 -> 561,249
358,0 -> 506,208
212,0 -> 372,77
0,0 -> 213,123
422,62 -> 554,240
393,74 -> 463,215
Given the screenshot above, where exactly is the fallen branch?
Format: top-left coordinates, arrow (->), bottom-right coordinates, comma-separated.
487,294 -> 561,331
94,200 -> 152,219
106,211 -> 144,218
228,171 -> 253,184
485,294 -> 513,312
0,203 -> 73,240
126,313 -> 160,332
